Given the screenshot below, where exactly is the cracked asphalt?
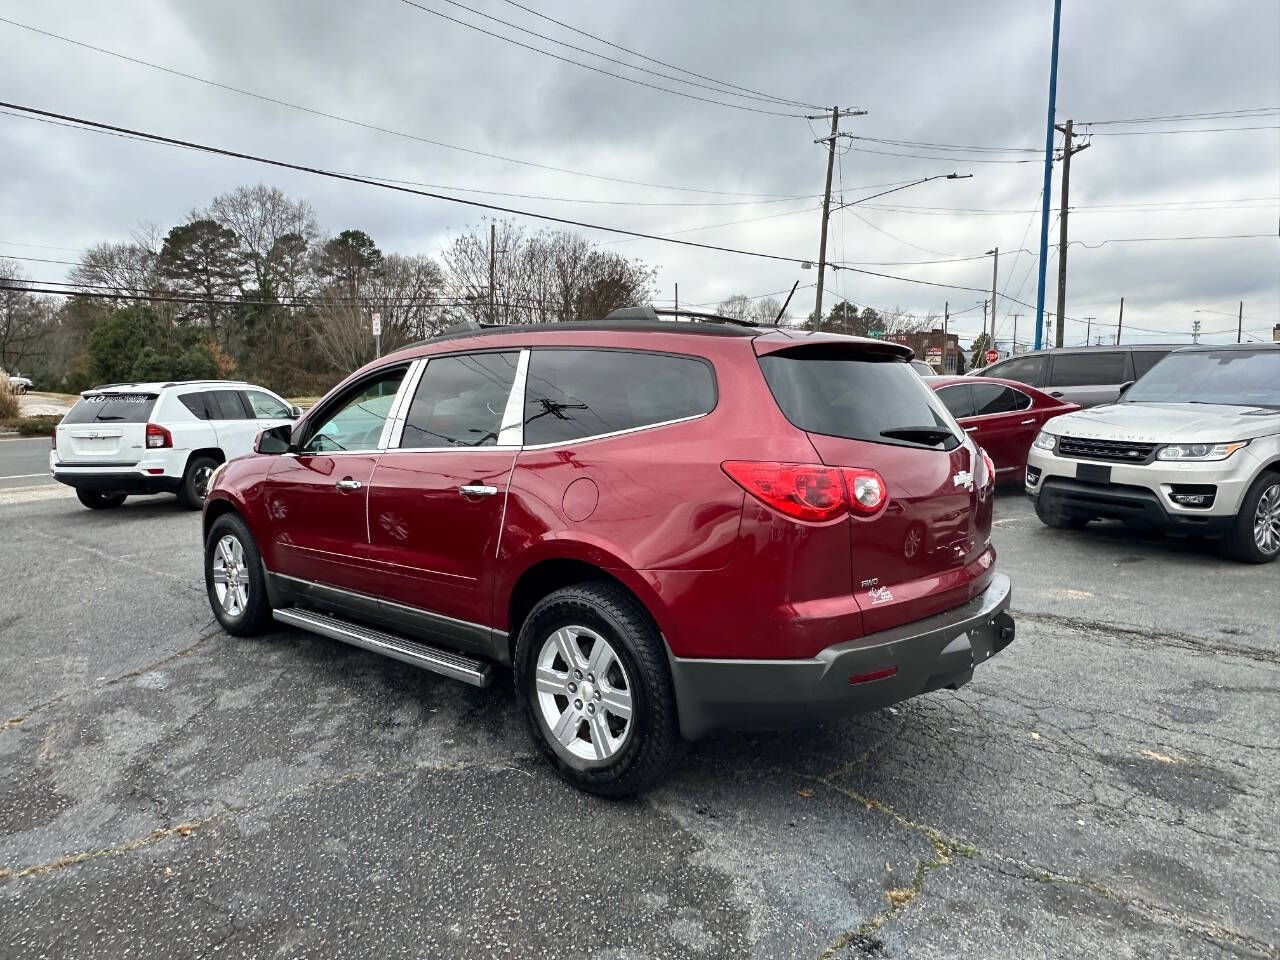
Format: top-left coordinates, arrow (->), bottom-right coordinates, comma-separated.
0,489 -> 1276,959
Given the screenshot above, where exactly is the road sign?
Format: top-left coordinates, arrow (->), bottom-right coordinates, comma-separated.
371,312 -> 382,337
985,349 -> 999,364
868,329 -> 883,339
925,347 -> 943,365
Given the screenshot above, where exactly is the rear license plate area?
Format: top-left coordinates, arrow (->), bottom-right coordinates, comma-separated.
1076,463 -> 1111,484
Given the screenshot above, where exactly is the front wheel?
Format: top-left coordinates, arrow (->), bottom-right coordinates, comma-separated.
514,582 -> 681,797
77,490 -> 126,510
1034,495 -> 1088,530
204,513 -> 272,635
1222,474 -> 1280,564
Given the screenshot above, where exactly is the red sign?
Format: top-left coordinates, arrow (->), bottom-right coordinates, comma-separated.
985,349 -> 999,364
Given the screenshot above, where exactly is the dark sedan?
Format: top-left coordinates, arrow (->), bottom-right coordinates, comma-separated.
929,376 -> 1081,480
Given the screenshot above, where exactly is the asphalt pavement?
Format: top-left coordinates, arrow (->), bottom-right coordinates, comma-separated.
0,436 -> 56,490
0,489 -> 1275,959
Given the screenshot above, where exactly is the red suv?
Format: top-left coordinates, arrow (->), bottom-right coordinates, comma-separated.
202,309 -> 1014,795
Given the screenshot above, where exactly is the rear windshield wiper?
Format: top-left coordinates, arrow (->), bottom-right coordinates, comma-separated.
880,426 -> 952,445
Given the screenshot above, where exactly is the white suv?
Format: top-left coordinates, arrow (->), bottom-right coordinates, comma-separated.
51,380 -> 298,510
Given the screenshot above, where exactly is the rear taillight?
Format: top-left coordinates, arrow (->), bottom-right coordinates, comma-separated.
51,429 -> 57,452
722,461 -> 887,523
146,422 -> 172,449
980,449 -> 996,487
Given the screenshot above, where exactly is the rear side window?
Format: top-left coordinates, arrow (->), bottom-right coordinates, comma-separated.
1049,352 -> 1126,387
401,352 -> 519,448
759,350 -> 961,450
63,393 -> 158,424
1132,350 -> 1170,379
178,393 -> 211,420
991,355 -> 1046,386
936,384 -> 975,419
971,383 -> 1030,415
522,349 -> 716,446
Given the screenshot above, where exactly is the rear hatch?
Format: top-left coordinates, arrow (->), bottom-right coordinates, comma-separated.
55,390 -> 159,465
755,338 -> 994,633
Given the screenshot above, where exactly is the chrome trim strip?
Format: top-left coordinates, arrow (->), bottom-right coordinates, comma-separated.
380,358 -> 425,450
379,445 -> 520,454
519,413 -> 707,450
497,348 -> 529,446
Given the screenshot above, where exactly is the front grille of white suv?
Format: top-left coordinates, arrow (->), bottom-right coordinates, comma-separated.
1057,436 -> 1157,463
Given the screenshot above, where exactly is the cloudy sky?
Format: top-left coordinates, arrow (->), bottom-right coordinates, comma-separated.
1,0 -> 1277,347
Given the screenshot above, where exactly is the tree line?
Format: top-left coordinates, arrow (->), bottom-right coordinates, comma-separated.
0,183 -> 656,396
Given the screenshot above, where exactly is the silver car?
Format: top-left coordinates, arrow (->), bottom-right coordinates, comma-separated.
1025,344 -> 1280,562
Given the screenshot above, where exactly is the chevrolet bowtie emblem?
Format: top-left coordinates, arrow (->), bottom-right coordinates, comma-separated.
953,470 -> 973,489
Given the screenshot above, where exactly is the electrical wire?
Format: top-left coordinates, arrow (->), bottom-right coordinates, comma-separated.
396,0 -> 807,118
1084,125 -> 1280,136
845,144 -> 1042,164
849,135 -> 1041,154
0,15 -> 806,199
1079,107 -> 1280,126
492,0 -> 822,110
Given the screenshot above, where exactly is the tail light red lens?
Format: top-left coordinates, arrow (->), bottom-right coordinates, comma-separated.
980,449 -> 996,486
146,422 -> 172,449
721,461 -> 887,523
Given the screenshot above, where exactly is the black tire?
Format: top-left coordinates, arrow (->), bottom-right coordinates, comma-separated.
1221,473 -> 1280,564
514,582 -> 681,798
180,454 -> 220,510
1034,495 -> 1088,530
204,513 -> 273,635
77,490 -> 126,510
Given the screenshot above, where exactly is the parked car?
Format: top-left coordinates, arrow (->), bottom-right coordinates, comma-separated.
975,344 -> 1178,408
5,372 -> 33,394
50,380 -> 299,510
202,310 -> 1015,796
929,376 -> 1080,481
909,359 -> 936,378
1026,343 -> 1280,562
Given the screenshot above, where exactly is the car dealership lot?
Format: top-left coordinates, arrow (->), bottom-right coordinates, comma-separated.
0,491 -> 1275,958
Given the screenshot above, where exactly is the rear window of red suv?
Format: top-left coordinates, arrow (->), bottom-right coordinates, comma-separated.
759,349 -> 962,450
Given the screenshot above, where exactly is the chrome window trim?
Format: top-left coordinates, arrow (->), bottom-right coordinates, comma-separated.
497,349 -> 529,446
384,358 -> 427,449
389,349 -> 524,451
519,412 -> 708,451
381,444 -> 521,454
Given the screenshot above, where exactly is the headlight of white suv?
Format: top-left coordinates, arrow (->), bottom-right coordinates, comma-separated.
1031,431 -> 1057,452
1155,441 -> 1248,462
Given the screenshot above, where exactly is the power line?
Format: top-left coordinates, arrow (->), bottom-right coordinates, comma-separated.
848,135 -> 1041,154
1078,107 -> 1280,126
492,0 -> 822,109
1084,124 -> 1280,136
0,100 -> 822,266
396,0 -> 807,118
0,15 -> 805,199
845,144 -> 1043,164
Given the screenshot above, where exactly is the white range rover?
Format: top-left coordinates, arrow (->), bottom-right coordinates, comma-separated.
1026,344 -> 1280,563
51,380 -> 298,510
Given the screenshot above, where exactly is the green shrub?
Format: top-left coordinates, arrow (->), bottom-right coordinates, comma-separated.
0,415 -> 60,436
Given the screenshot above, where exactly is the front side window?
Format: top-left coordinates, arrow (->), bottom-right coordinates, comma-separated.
523,349 -> 717,446
246,390 -> 292,419
401,352 -> 519,448
208,390 -> 250,420
1131,350 -> 1171,379
303,367 -> 407,453
1049,352 -> 1126,387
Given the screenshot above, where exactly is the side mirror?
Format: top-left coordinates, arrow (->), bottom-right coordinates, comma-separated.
1118,380 -> 1135,397
289,404 -> 302,419
255,423 -> 295,455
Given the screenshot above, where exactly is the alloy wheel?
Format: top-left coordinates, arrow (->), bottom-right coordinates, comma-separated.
534,625 -> 633,763
211,534 -> 250,617
1253,483 -> 1280,555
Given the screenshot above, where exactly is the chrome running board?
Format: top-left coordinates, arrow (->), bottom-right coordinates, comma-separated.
273,608 -> 492,687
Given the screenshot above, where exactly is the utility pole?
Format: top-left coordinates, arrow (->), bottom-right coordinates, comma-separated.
986,247 -> 999,349
810,105 -> 868,330
1010,314 -> 1023,352
1116,297 -> 1124,344
674,282 -> 679,316
1083,316 -> 1095,344
1238,300 -> 1244,343
1192,319 -> 1202,344
488,222 -> 496,324
1053,119 -> 1091,347
1034,0 -> 1064,350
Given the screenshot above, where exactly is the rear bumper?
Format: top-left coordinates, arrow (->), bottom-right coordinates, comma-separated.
668,573 -> 1014,739
50,464 -> 181,495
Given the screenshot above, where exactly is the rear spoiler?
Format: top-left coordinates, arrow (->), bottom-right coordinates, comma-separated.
751,331 -> 914,361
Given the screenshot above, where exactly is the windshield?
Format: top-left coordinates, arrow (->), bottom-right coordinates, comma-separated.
1125,350 -> 1280,408
759,349 -> 963,450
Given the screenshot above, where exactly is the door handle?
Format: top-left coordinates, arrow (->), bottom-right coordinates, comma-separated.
335,478 -> 362,492
459,484 -> 498,497
1020,418 -> 1036,425
964,427 -> 977,433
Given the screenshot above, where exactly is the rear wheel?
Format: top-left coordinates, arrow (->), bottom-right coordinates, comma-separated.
180,455 -> 220,510
205,513 -> 272,635
76,490 -> 126,510
1222,474 -> 1280,564
514,582 -> 680,797
1034,495 -> 1088,530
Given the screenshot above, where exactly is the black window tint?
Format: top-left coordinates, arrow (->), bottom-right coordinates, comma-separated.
971,383 -> 1018,415
303,367 -> 407,453
993,355 -> 1046,386
1049,352 -> 1126,387
1132,350 -> 1170,379
401,352 -> 518,448
1009,389 -> 1032,411
63,393 -> 158,424
937,385 -> 975,419
207,390 -> 249,420
178,393 -> 210,420
759,350 -> 961,450
523,349 -> 716,446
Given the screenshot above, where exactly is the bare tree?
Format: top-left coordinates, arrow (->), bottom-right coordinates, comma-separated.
716,294 -> 752,321
0,260 -> 54,372
207,184 -> 319,294
68,238 -> 161,307
752,296 -> 783,325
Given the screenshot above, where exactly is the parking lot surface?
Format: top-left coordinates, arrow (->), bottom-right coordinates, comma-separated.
1,489 -> 1276,959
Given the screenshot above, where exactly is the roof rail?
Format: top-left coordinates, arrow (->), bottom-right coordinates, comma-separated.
603,305 -> 759,329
